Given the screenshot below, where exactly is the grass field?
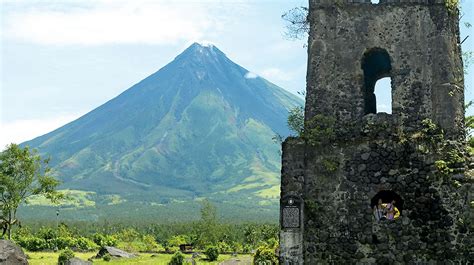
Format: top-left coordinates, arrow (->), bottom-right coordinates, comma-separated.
26,251 -> 253,265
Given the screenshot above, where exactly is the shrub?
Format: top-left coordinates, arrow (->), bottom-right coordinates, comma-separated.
92,233 -> 117,247
102,253 -> 111,262
53,237 -> 77,250
166,235 -> 188,248
75,237 -> 99,251
115,228 -> 140,242
38,227 -> 58,240
166,235 -> 188,253
142,234 -> 160,252
205,245 -> 219,261
242,244 -> 252,254
231,242 -> 243,253
115,233 -> 160,252
168,251 -> 184,265
266,238 -> 278,249
217,241 -> 232,253
12,227 -> 32,240
253,245 -> 277,265
58,248 -> 74,265
16,236 -> 49,251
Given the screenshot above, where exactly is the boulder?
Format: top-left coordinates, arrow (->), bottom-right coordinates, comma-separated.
96,246 -> 136,259
65,257 -> 92,265
0,240 -> 28,265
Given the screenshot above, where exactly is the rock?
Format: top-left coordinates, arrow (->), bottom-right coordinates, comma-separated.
361,153 -> 370,160
0,240 -> 28,265
96,246 -> 136,259
65,257 -> 92,265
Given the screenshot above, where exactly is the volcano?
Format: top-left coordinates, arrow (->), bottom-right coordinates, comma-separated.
22,43 -> 303,220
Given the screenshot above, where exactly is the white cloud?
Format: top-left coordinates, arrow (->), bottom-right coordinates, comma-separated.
0,113 -> 82,149
260,67 -> 292,82
244,72 -> 258,79
3,1 -> 221,45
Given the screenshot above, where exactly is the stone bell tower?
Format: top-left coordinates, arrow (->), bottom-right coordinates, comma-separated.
280,0 -> 472,264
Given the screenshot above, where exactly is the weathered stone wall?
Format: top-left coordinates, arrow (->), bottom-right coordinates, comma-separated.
305,1 -> 464,139
302,115 -> 472,263
280,1 -> 473,264
280,139 -> 305,264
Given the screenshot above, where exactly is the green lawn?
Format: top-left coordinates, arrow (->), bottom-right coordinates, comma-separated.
26,251 -> 252,265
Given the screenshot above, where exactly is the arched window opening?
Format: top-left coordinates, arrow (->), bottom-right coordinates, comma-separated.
362,48 -> 392,114
371,190 -> 403,221
371,0 -> 380,3
374,77 -> 392,114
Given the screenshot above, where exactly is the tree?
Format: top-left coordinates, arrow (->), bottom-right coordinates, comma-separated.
282,7 -> 309,40
195,200 -> 219,247
287,106 -> 305,136
0,144 -> 62,239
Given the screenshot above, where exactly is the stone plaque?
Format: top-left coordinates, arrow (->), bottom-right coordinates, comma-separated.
282,206 -> 300,228
281,196 -> 301,229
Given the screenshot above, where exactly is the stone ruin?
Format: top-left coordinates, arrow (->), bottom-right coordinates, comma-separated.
280,0 -> 473,263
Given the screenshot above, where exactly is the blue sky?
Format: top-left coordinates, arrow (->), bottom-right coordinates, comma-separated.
1,0 -> 473,148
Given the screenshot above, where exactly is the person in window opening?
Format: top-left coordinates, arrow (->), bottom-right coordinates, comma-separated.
373,199 -> 385,221
386,199 -> 400,220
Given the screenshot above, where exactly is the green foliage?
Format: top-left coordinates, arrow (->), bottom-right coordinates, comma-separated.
253,244 -> 277,265
75,237 -> 99,251
411,119 -> 445,154
13,220 -> 279,255
287,106 -> 305,136
287,109 -> 337,146
266,238 -> 278,249
205,245 -> 219,261
14,224 -> 98,251
92,233 -> 117,247
435,160 -> 452,176
322,158 -> 339,173
57,248 -> 74,265
468,136 -> 474,156
116,229 -> 161,253
216,241 -> 232,253
53,237 -> 77,250
410,119 -> 466,180
436,148 -> 466,178
37,226 -> 58,240
115,228 -> 140,242
166,235 -> 189,252
445,0 -> 460,14
168,251 -> 184,265
102,253 -> 112,262
16,236 -> 49,251
195,200 -> 219,247
142,234 -> 162,252
0,144 -> 63,239
303,114 -> 336,146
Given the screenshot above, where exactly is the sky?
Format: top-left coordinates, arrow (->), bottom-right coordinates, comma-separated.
1,0 -> 473,148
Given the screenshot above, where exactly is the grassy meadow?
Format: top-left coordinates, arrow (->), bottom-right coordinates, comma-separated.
27,251 -> 252,265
